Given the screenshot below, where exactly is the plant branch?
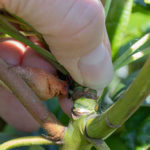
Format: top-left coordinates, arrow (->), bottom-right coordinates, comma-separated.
111,0 -> 134,60
86,57 -> 150,139
0,58 -> 65,141
0,136 -> 55,150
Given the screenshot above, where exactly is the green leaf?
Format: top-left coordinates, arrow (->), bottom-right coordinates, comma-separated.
115,46 -> 150,70
114,34 -> 150,70
104,0 -> 112,18
116,2 -> 150,60
106,0 -> 134,59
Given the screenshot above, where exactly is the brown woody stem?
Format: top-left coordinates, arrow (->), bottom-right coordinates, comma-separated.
0,58 -> 65,141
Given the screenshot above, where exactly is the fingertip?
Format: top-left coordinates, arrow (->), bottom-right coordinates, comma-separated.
57,41 -> 113,90
78,42 -> 113,90
0,40 -> 25,65
59,96 -> 73,117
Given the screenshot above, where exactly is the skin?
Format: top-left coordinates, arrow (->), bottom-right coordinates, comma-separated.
0,0 -> 113,132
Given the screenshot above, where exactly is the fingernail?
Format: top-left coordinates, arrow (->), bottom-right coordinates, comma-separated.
78,42 -> 113,90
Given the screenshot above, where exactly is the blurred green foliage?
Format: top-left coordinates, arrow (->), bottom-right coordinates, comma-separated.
105,0 -> 150,149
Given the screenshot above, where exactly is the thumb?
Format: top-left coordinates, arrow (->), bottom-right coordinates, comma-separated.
0,0 -> 113,90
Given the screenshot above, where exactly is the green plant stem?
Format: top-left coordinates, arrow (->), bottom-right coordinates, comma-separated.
0,58 -> 65,141
101,0 -> 106,5
111,0 -> 134,60
104,0 -> 112,18
86,57 -> 150,139
0,136 -> 55,150
100,0 -> 112,18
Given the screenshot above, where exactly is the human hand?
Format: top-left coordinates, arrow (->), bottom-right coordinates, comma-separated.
0,0 -> 113,132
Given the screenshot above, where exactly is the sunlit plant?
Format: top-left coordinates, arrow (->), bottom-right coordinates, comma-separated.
0,0 -> 150,150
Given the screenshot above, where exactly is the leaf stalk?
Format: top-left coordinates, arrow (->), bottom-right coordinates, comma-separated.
0,136 -> 55,150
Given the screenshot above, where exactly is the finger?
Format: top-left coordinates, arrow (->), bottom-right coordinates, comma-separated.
104,27 -> 111,57
0,86 -> 40,132
59,96 -> 73,117
13,66 -> 67,101
1,0 -> 113,90
0,40 -> 68,129
78,39 -> 113,89
22,46 -> 56,75
0,39 -> 25,65
0,40 -> 40,132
